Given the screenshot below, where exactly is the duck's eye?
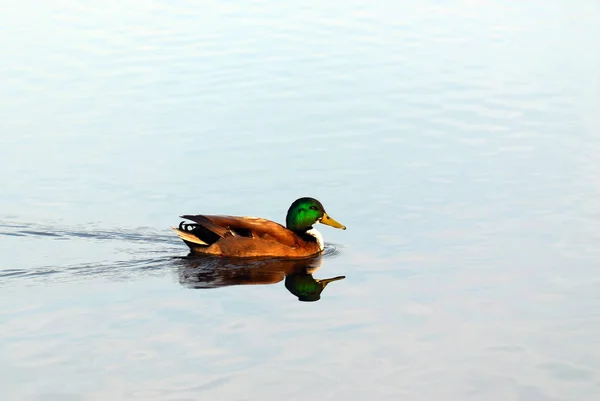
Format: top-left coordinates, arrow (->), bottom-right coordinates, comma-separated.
309,206 -> 318,211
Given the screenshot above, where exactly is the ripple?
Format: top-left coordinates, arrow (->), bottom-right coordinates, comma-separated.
0,256 -> 176,283
537,361 -> 595,382
0,220 -> 180,245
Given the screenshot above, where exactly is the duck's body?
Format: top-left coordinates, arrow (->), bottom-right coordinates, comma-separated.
172,197 -> 346,258
173,215 -> 324,258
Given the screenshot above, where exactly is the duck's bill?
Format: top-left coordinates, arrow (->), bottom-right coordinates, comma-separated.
320,213 -> 346,230
319,276 -> 346,286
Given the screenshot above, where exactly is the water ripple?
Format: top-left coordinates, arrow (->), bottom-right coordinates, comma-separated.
0,220 -> 180,245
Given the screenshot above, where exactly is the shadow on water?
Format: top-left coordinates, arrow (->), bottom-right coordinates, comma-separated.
175,250 -> 345,302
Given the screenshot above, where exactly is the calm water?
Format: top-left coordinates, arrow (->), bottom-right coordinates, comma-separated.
1,1 -> 600,400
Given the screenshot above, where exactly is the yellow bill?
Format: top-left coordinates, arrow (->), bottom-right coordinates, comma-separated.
320,213 -> 346,230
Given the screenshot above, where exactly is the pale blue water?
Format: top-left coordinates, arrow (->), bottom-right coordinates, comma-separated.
1,1 -> 600,400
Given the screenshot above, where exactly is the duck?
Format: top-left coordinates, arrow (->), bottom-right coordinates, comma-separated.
172,197 -> 346,258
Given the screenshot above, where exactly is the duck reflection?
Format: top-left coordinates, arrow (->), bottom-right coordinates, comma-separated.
176,254 -> 345,302
284,271 -> 345,302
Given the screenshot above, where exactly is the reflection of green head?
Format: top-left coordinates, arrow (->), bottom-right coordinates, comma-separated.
285,273 -> 346,302
285,197 -> 346,232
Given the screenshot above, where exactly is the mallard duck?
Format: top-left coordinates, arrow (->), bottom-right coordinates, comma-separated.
172,197 -> 346,258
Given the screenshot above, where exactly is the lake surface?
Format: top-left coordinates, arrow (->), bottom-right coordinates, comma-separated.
1,1 -> 599,400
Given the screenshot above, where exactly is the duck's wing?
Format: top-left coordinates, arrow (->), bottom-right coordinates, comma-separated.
179,215 -> 300,247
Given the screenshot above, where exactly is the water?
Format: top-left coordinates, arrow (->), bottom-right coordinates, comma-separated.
1,1 -> 599,399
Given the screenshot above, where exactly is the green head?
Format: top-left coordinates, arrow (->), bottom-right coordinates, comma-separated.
285,197 -> 346,232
